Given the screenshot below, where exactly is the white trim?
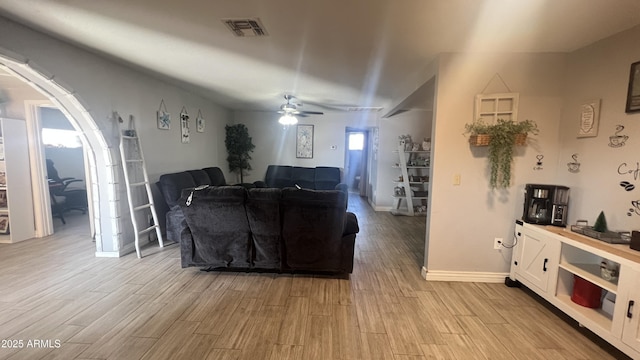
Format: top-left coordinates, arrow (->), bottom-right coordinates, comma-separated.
94,251 -> 121,258
421,267 -> 509,283
374,205 -> 393,212
24,100 -> 54,237
0,53 -> 120,254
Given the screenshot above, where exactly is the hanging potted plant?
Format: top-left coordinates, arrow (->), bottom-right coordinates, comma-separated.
464,118 -> 538,189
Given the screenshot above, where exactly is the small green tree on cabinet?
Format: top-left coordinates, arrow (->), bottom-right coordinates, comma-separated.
225,124 -> 255,183
593,211 -> 608,233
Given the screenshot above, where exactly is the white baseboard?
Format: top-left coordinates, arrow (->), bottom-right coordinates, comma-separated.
95,239 -> 142,258
421,267 -> 509,283
374,205 -> 392,212
95,251 -> 120,258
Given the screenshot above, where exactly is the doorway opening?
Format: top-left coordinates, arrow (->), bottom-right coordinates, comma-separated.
1,53 -> 120,255
344,128 -> 368,196
41,107 -> 90,231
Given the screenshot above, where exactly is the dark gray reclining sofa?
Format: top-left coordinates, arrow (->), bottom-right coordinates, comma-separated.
179,185 -> 358,273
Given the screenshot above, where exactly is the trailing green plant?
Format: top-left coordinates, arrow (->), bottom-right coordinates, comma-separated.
465,118 -> 539,189
225,124 -> 255,183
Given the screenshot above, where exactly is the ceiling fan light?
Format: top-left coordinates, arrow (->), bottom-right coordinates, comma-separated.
278,114 -> 298,125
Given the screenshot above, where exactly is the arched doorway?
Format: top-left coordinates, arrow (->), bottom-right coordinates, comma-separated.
0,52 -> 120,256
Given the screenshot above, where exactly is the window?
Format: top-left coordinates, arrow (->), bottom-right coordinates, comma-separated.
42,128 -> 82,148
475,92 -> 519,123
348,133 -> 364,150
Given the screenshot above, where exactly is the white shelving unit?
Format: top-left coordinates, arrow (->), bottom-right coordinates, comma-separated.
0,118 -> 35,243
509,221 -> 640,359
391,144 -> 429,216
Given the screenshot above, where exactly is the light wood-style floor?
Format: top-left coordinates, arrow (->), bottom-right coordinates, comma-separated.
0,196 -> 627,360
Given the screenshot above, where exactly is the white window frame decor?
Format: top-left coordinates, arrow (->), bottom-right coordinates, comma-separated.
475,92 -> 519,124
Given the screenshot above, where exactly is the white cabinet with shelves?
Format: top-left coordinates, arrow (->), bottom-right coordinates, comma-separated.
390,144 -> 429,216
0,118 -> 35,243
620,271 -> 640,353
509,221 -> 640,358
511,222 -> 560,295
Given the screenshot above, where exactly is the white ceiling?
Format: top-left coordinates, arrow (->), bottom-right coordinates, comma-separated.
1,0 -> 640,113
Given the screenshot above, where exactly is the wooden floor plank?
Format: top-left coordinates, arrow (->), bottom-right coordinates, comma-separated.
0,196 -> 625,360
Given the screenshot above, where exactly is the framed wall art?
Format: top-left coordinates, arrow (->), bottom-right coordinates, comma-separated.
296,124 -> 314,159
157,99 -> 171,130
180,107 -> 190,143
577,99 -> 600,138
626,61 -> 640,113
196,109 -> 205,133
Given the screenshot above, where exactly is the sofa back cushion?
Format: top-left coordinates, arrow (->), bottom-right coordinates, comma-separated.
187,169 -> 211,186
202,167 -> 227,186
265,165 -> 294,188
246,188 -> 282,268
280,188 -> 347,271
179,186 -> 251,268
291,167 -> 316,189
158,171 -> 197,209
314,166 -> 341,190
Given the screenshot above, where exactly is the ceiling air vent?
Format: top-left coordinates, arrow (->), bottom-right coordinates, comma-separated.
222,18 -> 268,37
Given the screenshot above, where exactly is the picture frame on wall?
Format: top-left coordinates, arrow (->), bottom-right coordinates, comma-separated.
625,61 -> 640,113
180,107 -> 190,143
296,124 -> 314,159
157,99 -> 171,129
577,99 -> 601,138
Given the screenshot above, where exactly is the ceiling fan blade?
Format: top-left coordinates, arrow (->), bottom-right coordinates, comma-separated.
299,110 -> 324,115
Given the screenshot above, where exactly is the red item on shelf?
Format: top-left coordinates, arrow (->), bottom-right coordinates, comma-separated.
571,275 -> 602,308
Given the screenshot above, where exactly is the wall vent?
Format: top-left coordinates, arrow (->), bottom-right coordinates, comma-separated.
222,18 -> 268,37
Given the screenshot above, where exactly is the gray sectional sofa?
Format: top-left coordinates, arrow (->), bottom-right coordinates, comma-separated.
156,165 -> 357,273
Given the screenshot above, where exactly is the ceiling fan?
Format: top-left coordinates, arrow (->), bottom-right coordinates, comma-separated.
277,95 -> 323,125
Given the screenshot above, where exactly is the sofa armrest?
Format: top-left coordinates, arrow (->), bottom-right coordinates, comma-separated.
335,183 -> 349,207
344,212 -> 359,236
180,225 -> 194,268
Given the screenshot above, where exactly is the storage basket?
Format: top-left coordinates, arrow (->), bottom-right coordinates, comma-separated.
514,133 -> 528,146
469,133 -> 527,146
468,134 -> 491,146
571,275 -> 602,308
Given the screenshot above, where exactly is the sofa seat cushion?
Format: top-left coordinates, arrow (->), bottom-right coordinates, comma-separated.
179,186 -> 251,268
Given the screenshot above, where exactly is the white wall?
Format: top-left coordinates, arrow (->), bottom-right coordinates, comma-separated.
556,25 -> 640,232
426,52 -> 566,275
376,109 -> 433,209
233,110 -> 379,184
0,17 -> 232,254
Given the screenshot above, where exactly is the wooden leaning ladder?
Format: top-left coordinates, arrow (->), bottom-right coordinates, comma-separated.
118,114 -> 164,258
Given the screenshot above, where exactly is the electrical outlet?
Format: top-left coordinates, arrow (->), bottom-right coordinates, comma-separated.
453,174 -> 461,185
494,238 -> 503,250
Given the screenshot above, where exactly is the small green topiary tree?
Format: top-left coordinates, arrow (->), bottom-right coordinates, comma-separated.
225,124 -> 255,183
593,211 -> 608,233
